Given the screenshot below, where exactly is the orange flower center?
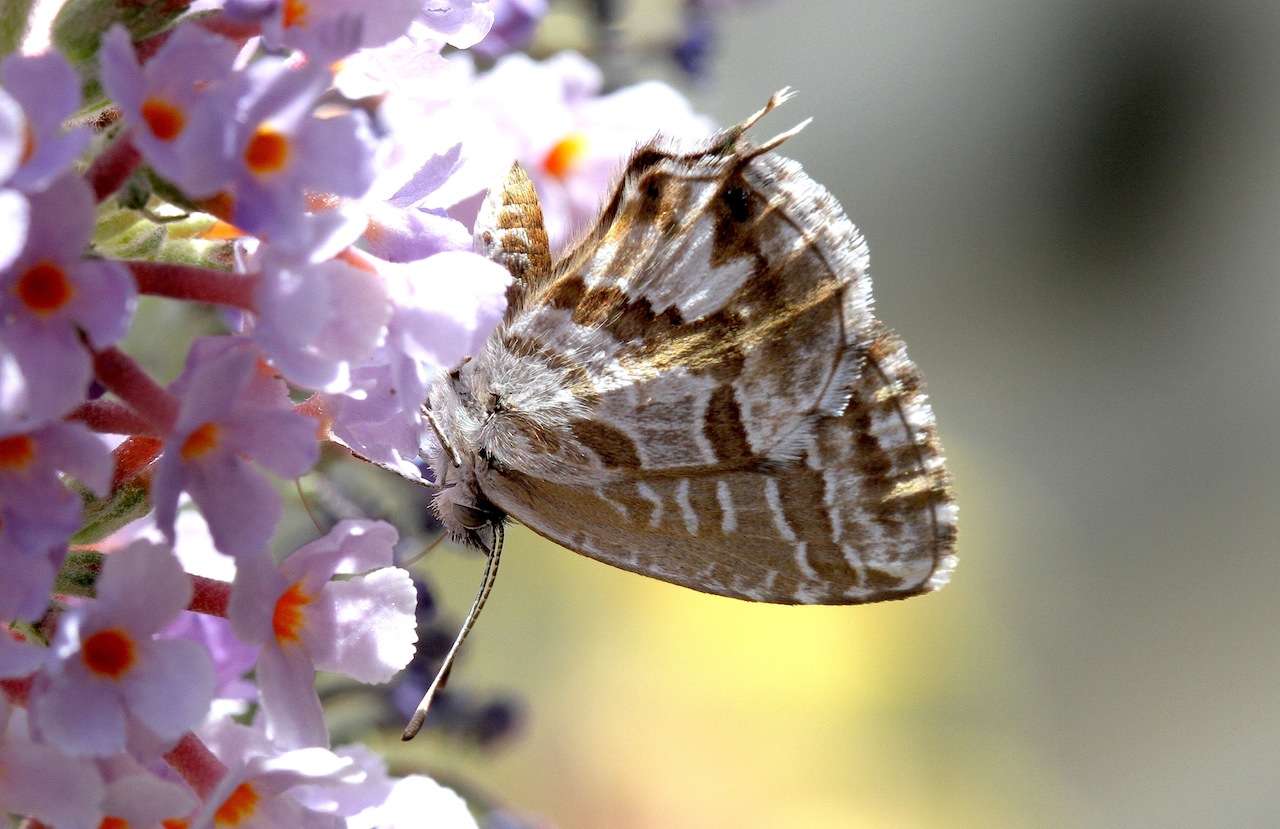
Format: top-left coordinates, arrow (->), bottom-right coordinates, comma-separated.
244,127 -> 291,175
0,435 -> 35,471
282,0 -> 309,28
180,422 -> 221,460
140,98 -> 187,142
272,582 -> 311,643
542,132 -> 589,179
82,628 -> 135,679
214,783 -> 260,827
16,260 -> 74,314
99,816 -> 130,829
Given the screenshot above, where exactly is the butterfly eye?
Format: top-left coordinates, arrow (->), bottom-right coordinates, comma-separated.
452,502 -> 491,530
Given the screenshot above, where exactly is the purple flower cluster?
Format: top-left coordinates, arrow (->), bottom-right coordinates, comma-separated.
0,0 -> 721,826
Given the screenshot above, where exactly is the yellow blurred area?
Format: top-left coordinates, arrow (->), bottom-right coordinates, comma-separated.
394,517 -> 1063,829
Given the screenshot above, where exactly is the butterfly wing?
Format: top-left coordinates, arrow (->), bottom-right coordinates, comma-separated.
468,117 -> 956,605
481,318 -> 954,604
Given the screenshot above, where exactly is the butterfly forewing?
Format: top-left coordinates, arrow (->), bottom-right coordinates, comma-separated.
430,95 -> 957,604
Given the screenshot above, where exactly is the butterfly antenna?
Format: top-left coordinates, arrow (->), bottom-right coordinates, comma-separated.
401,531 -> 448,568
401,523 -> 504,741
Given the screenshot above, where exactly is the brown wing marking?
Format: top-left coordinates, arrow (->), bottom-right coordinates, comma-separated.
478,322 -> 956,605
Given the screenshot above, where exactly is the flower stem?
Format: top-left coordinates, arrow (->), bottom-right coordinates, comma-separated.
127,260 -> 260,311
86,131 -> 143,202
91,346 -> 180,434
164,732 -> 229,800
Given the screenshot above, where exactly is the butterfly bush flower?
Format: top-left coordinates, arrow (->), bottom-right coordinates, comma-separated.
0,421 -> 112,631
0,174 -> 136,430
153,336 -> 320,559
221,58 -> 379,246
244,216 -> 392,392
229,520 -> 416,748
440,51 -> 715,248
233,0 -> 427,58
292,744 -> 478,829
317,249 -> 511,472
194,712 -> 364,829
472,0 -> 548,59
98,760 -> 198,829
0,52 -> 90,194
29,540 -> 215,757
98,24 -> 241,197
0,698 -> 105,829
0,88 -> 30,271
0,0 -> 723,823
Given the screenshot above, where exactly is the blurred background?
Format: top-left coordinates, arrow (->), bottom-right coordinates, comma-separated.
389,1 -> 1280,827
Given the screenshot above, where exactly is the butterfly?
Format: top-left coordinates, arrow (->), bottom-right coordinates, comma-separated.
402,91 -> 957,738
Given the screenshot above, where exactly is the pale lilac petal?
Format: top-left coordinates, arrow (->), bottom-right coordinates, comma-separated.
101,772 -> 197,828
185,455 -> 282,559
252,255 -> 390,392
282,519 -> 399,579
0,542 -> 57,621
164,612 -> 259,702
0,317 -> 92,430
0,189 -> 28,271
296,112 -> 378,199
228,408 -> 319,478
19,171 -> 94,258
122,638 -> 215,740
172,341 -> 256,433
320,363 -> 425,470
0,738 -> 104,829
414,1 -> 495,49
363,204 -> 471,262
94,540 -> 191,632
149,451 -> 186,546
256,641 -> 327,749
95,26 -> 144,113
0,475 -> 82,556
0,633 -> 47,677
250,746 -> 362,792
291,743 -> 392,816
0,52 -> 90,193
0,87 -> 22,181
375,775 -> 478,829
229,551 -> 288,646
388,144 -> 463,207
65,258 -> 137,348
313,567 -> 416,683
30,670 -> 127,757
472,0 -> 546,60
37,421 -> 113,497
396,250 -> 511,369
